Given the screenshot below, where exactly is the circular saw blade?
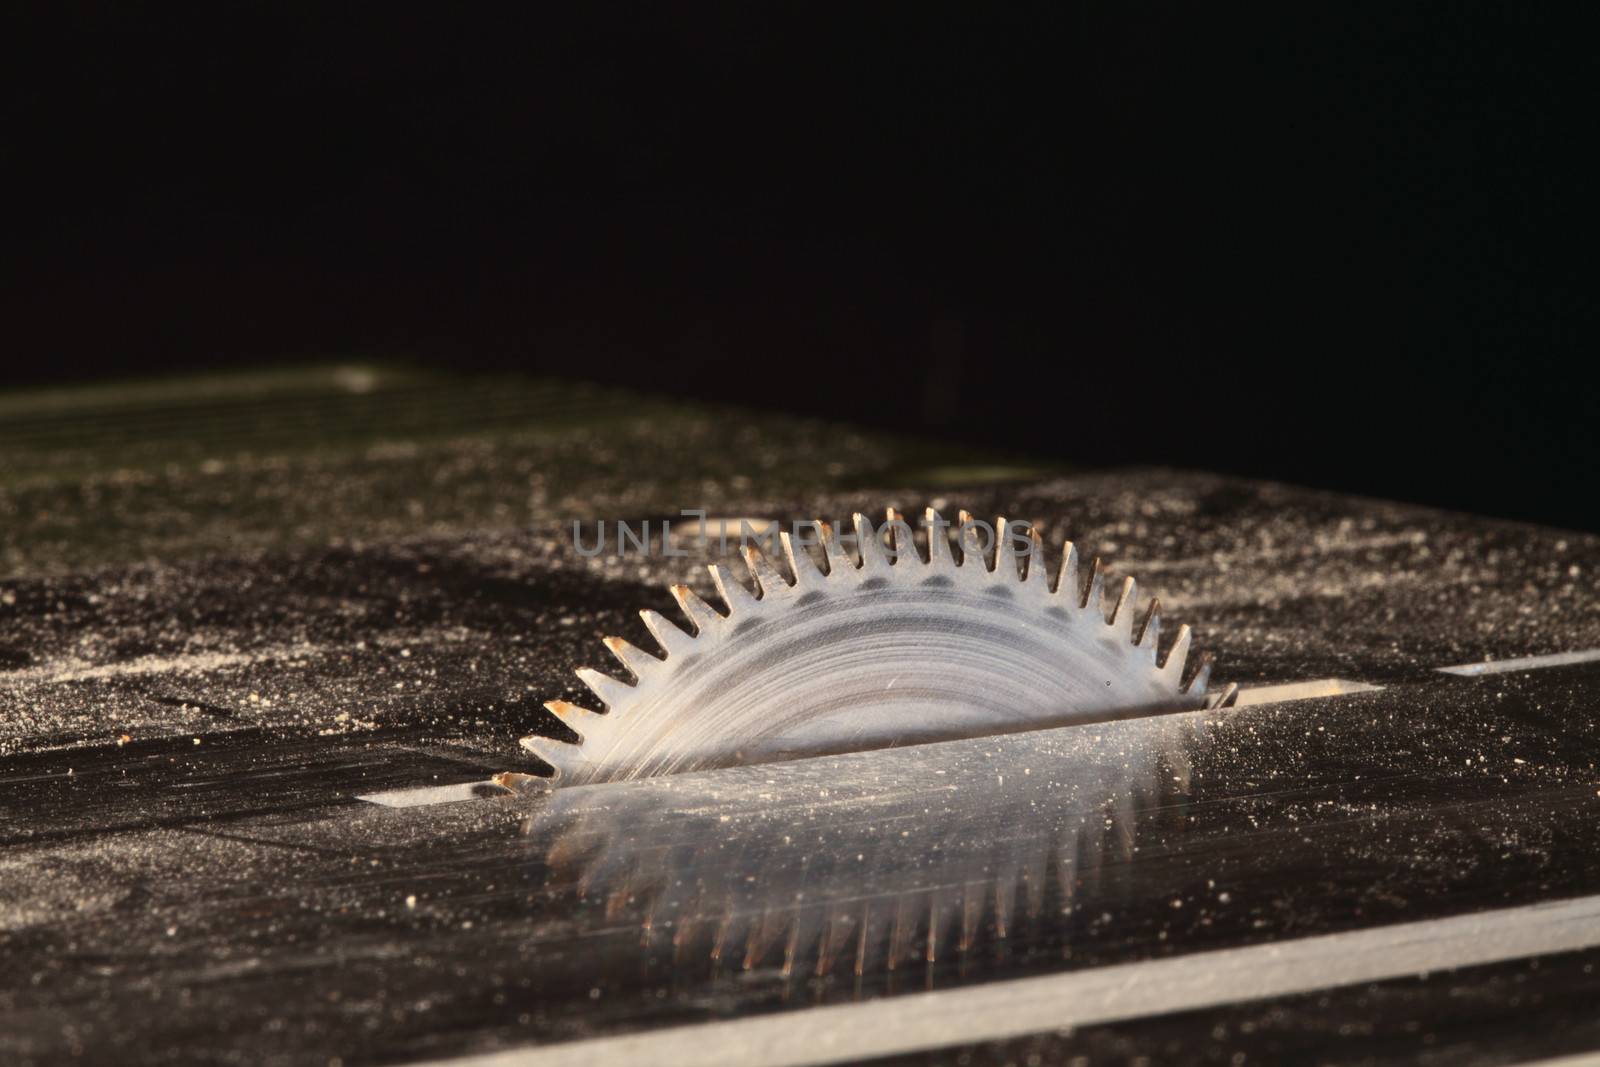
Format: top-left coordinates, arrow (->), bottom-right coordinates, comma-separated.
524,508 -> 1214,784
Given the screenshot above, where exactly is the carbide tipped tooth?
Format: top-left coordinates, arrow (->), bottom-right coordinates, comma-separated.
1083,557 -> 1106,615
818,520 -> 858,576
741,545 -> 793,600
959,889 -> 981,953
1055,540 -> 1080,597
853,513 -> 891,571
993,869 -> 1016,938
1109,576 -> 1137,637
1137,599 -> 1162,654
954,510 -> 991,570
543,698 -> 605,730
1022,527 -> 1048,587
639,608 -> 695,657
603,635 -> 660,680
710,913 -> 738,965
669,583 -> 723,635
781,529 -> 826,586
1162,622 -> 1193,677
924,507 -> 956,569
1184,651 -> 1215,695
575,667 -> 634,710
744,911 -> 786,971
709,563 -> 761,615
925,892 -> 954,963
883,507 -> 921,566
780,913 -> 807,979
815,906 -> 852,978
995,516 -> 1022,580
888,896 -> 914,969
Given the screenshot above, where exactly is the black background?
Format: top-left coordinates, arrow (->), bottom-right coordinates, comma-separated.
5,5 -> 1591,529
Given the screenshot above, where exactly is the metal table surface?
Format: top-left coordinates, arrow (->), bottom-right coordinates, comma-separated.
2,367 -> 1598,1065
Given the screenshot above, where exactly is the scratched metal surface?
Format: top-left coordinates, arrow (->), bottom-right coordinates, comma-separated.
2,367 -> 1599,1065
5,666 -> 1600,1065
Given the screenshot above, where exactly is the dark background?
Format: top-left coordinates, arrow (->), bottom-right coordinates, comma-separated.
5,5 -> 1591,529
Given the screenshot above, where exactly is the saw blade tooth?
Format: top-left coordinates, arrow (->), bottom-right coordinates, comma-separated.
954,509 -> 987,570
603,635 -> 661,680
1162,622 -> 1193,678
853,512 -> 891,572
815,905 -> 852,977
1109,576 -> 1137,638
709,562 -> 761,616
953,511 -> 992,572
1184,650 -> 1214,695
924,507 -> 956,570
994,516 -> 1022,580
543,698 -> 605,733
993,867 -> 1017,938
520,729 -> 593,782
817,520 -> 859,577
1021,526 -> 1048,587
780,530 -> 826,587
639,608 -> 695,658
517,735 -> 570,775
887,895 -> 915,969
741,545 -> 794,600
780,909 -> 813,979
884,507 -> 922,566
710,912 -> 741,966
669,583 -> 724,635
576,666 -> 634,710
925,891 -> 956,963
959,886 -> 981,954
1054,540 -> 1080,597
744,910 -> 787,971
1136,598 -> 1162,654
1082,557 -> 1106,615
854,902 -> 875,977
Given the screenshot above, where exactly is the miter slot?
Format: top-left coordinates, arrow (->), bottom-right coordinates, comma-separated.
1230,678 -> 1385,706
1437,647 -> 1600,676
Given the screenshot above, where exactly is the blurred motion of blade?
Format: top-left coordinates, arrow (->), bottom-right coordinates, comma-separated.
529,508 -> 1219,784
